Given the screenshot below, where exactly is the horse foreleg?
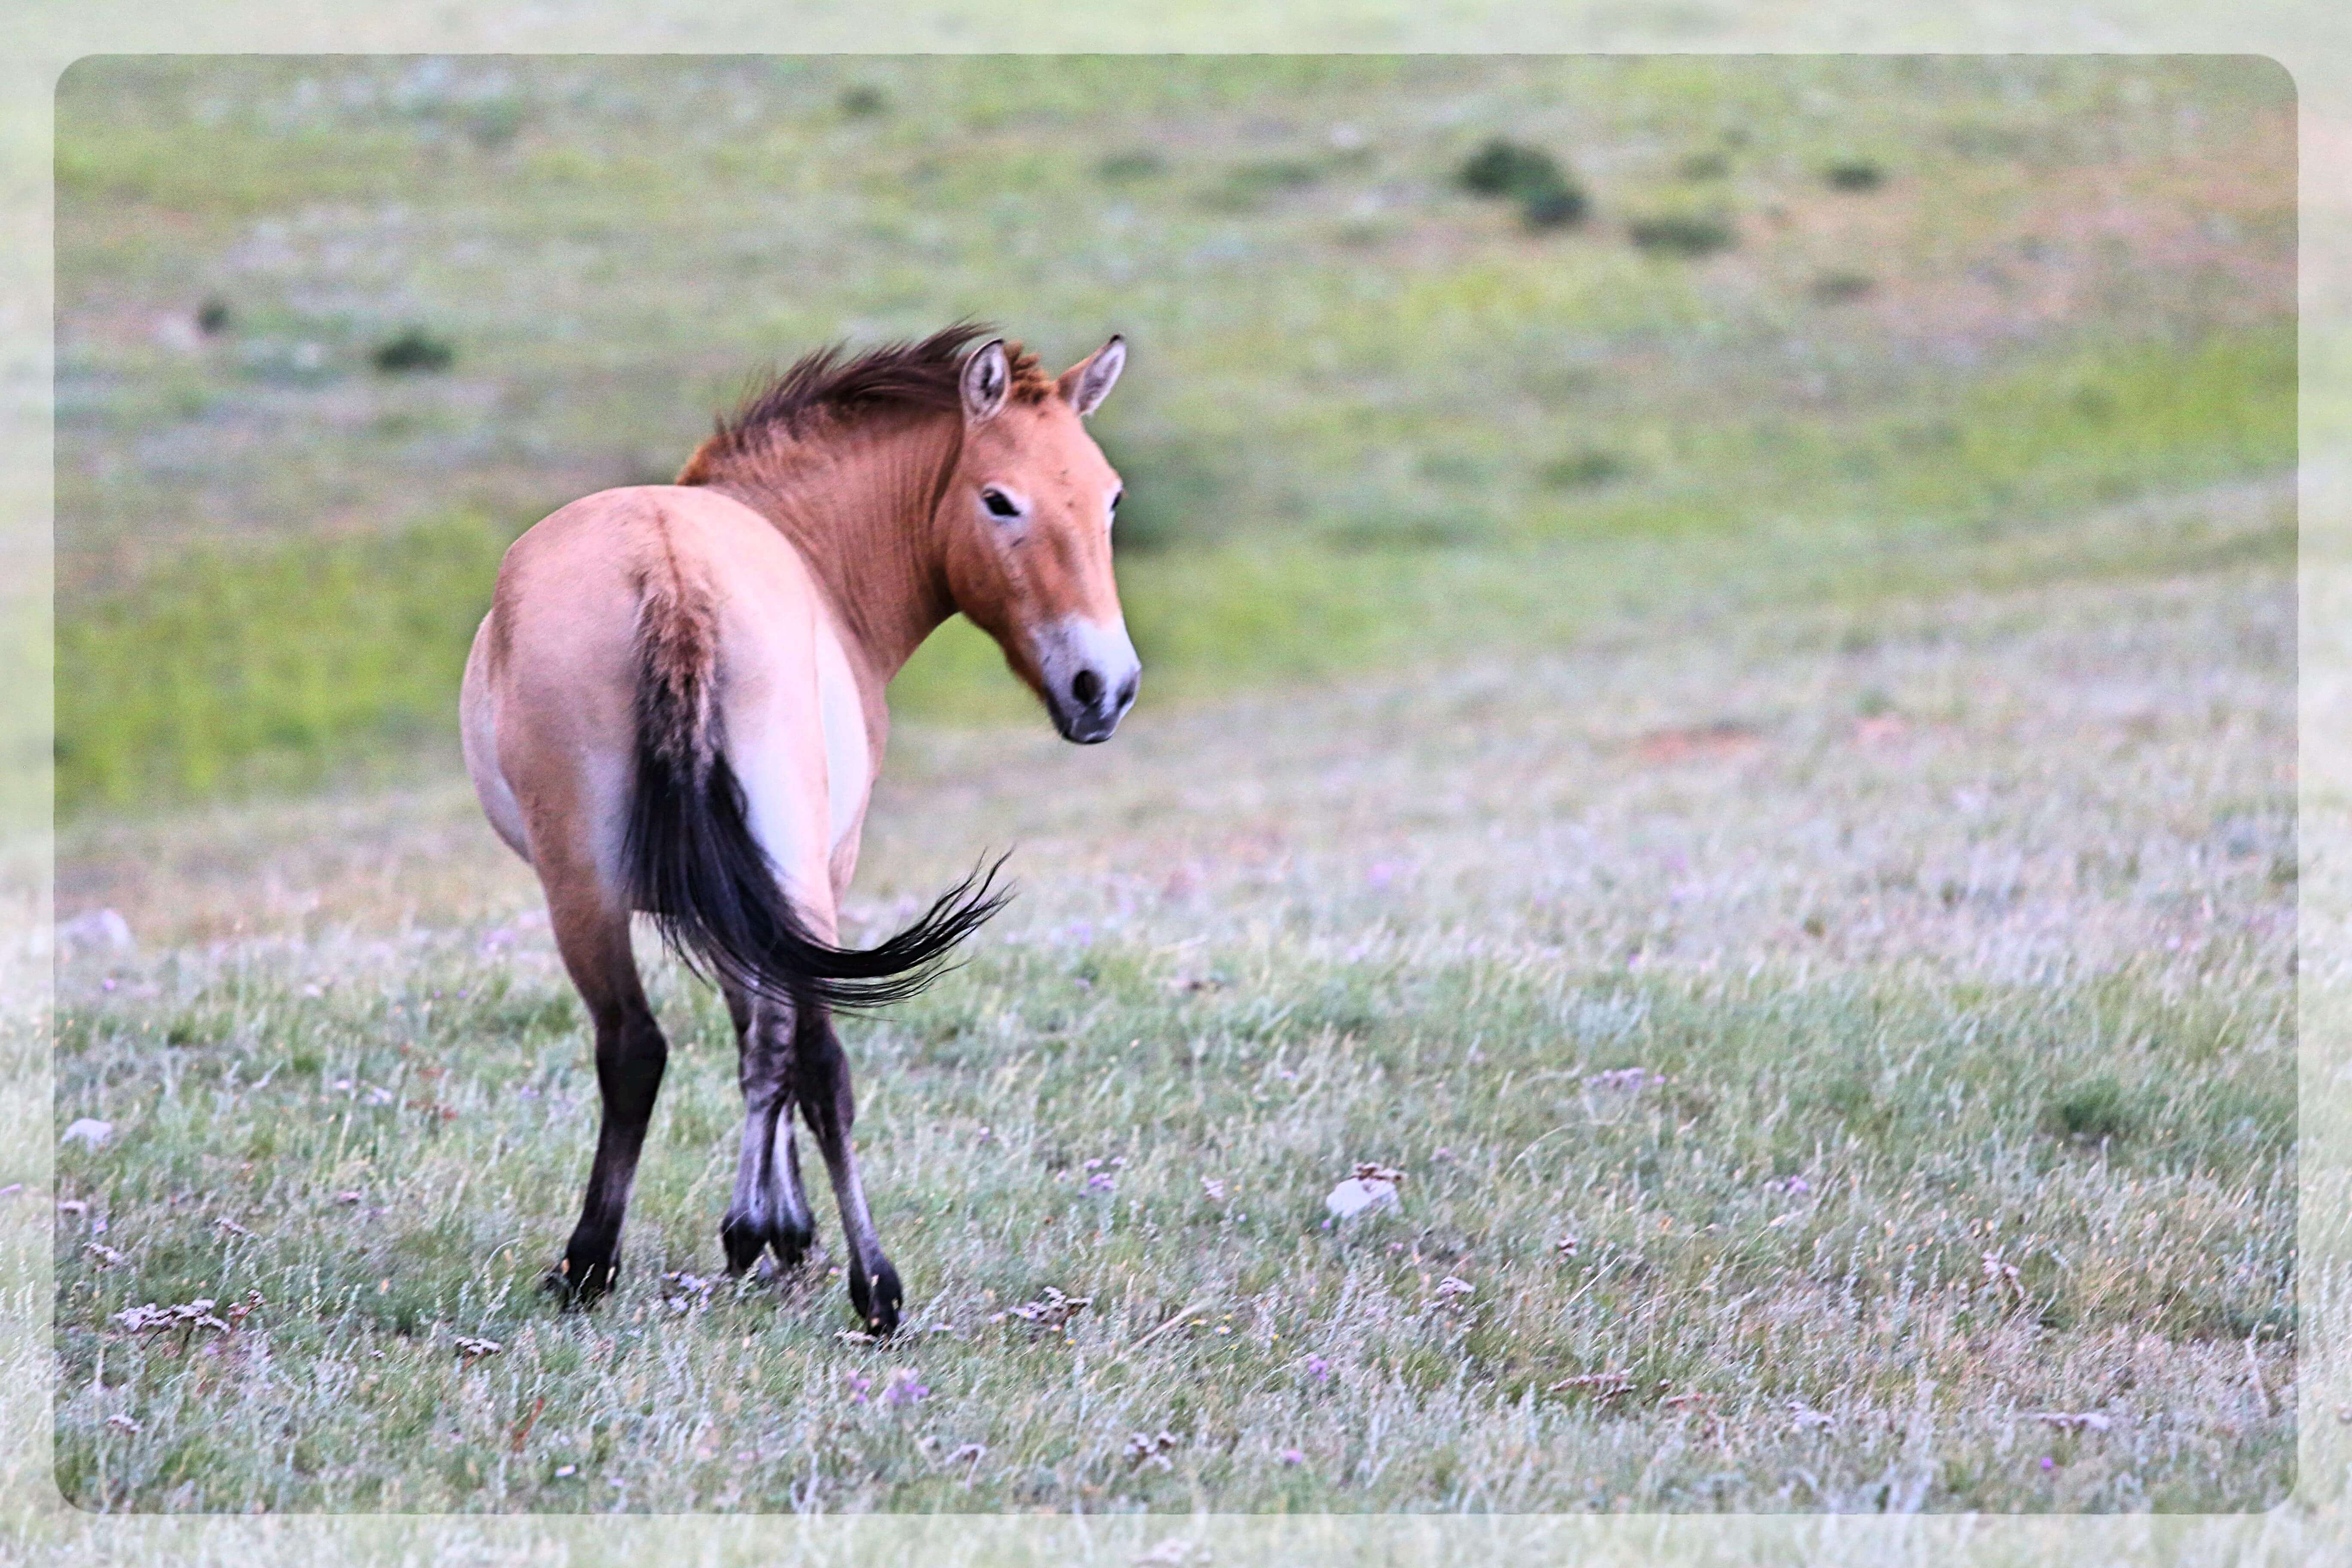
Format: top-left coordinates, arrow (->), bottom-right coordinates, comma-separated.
793,1006 -> 901,1334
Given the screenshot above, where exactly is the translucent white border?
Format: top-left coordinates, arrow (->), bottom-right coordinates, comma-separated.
3,7 -> 2340,1562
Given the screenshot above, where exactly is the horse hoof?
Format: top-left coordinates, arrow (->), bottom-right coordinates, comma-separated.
719,1217 -> 767,1277
849,1259 -> 903,1336
543,1253 -> 616,1308
722,1215 -> 817,1277
769,1220 -> 817,1272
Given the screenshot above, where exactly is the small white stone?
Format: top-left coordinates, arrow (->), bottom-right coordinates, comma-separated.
61,1118 -> 113,1149
1325,1177 -> 1398,1219
58,909 -> 135,955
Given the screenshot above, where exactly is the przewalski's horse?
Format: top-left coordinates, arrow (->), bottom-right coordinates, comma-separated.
460,325 -> 1137,1332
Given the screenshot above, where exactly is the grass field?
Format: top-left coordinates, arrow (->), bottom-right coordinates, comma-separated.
52,54 -> 2293,809
52,479 -> 2295,1512
46,54 -> 2301,1515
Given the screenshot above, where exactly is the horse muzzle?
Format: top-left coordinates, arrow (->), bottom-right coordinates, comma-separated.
1036,616 -> 1140,745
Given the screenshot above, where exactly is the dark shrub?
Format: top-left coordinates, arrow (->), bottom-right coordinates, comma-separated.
1538,449 -> 1631,489
1628,212 -> 1735,257
371,327 -> 455,374
1439,138 -> 1590,231
1457,138 -> 1589,232
839,84 -> 888,117
1824,158 -> 1886,192
1457,138 -> 1559,197
1678,150 -> 1730,181
196,297 -> 233,335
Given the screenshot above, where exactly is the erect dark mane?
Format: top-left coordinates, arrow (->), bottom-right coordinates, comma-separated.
677,322 -> 1050,484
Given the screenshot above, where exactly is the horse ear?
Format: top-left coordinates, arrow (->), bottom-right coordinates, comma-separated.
1057,335 -> 1125,417
962,339 -> 1011,423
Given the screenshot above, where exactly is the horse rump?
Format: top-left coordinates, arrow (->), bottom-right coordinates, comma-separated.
622,612 -> 1008,1011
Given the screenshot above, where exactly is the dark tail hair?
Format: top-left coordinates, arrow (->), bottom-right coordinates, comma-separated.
622,598 -> 1009,1012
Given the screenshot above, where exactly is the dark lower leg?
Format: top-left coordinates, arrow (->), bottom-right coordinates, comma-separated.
769,1116 -> 817,1265
554,1005 -> 667,1302
794,1009 -> 900,1333
721,993 -> 816,1273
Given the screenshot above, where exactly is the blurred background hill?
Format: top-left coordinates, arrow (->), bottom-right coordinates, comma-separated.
53,55 -> 2295,812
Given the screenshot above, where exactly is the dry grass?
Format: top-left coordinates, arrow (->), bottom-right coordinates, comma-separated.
51,542 -> 2293,1512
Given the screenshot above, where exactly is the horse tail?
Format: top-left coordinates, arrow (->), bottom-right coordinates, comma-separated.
622,571 -> 1010,1012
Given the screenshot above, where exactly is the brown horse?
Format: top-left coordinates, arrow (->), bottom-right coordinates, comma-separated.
459,325 -> 1136,1332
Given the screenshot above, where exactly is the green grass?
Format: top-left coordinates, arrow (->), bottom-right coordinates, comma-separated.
51,55 -> 2294,811
47,52 -> 2300,1516
53,321 -> 2296,811
55,515 -> 507,809
52,554 -> 2295,1512
48,965 -> 2294,1510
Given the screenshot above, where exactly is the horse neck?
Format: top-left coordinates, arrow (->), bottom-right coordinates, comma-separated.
709,416 -> 959,686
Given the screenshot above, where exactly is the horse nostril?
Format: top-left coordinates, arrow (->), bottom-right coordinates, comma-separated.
1070,668 -> 1103,709
1115,675 -> 1138,709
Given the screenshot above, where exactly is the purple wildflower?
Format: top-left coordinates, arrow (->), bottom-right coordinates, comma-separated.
881,1368 -> 929,1407
1305,1355 -> 1330,1382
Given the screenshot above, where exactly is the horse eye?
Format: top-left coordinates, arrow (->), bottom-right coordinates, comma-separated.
1109,489 -> 1123,515
982,487 -> 1021,519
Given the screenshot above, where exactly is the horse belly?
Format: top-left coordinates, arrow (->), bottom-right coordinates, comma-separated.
460,613 -> 532,863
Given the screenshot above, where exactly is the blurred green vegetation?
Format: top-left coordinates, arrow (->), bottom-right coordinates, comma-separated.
58,322 -> 2294,808
52,55 -> 2296,814
57,516 -> 506,808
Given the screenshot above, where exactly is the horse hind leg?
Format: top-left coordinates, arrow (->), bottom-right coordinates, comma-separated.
793,1005 -> 902,1334
542,882 -> 668,1306
719,984 -> 817,1275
